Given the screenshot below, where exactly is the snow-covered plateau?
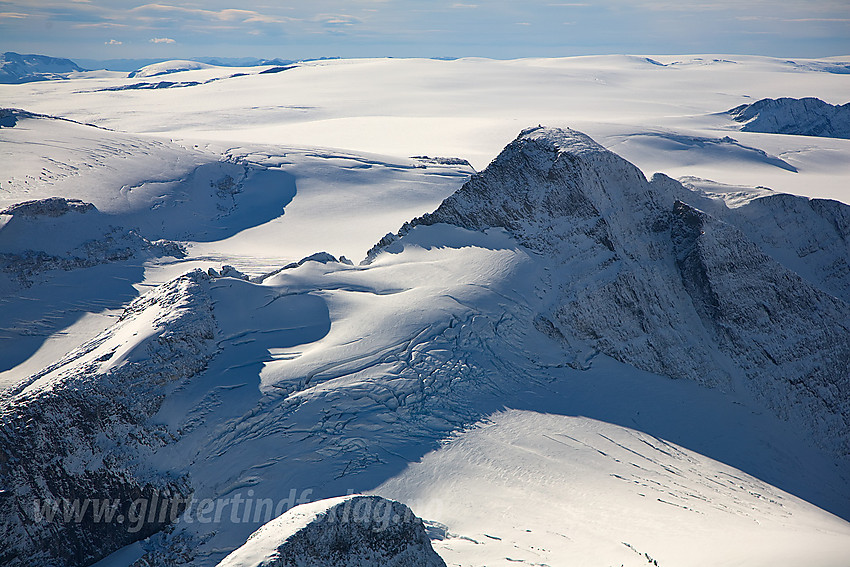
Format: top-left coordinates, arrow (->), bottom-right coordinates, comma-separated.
0,54 -> 849,567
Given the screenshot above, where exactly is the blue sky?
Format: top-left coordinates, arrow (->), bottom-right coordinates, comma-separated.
2,1 -> 849,60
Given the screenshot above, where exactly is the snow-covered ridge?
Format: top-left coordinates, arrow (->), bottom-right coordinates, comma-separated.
217,495 -> 445,567
0,107 -> 98,129
0,52 -> 84,84
0,270 -> 217,566
729,97 -> 850,139
0,196 -> 95,217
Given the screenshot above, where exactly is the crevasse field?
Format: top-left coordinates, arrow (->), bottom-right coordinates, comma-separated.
1,55 -> 850,566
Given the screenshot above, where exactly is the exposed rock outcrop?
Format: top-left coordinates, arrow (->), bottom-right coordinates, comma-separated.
0,197 -> 185,288
216,495 -> 446,567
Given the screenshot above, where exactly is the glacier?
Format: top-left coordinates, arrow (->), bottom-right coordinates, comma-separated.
1,125 -> 848,567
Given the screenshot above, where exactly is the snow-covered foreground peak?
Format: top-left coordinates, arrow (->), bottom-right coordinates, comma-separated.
0,269 -> 216,565
217,495 -> 445,567
399,125 -> 659,247
392,126 -> 850,456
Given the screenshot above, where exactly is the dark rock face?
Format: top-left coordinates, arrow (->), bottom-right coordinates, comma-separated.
723,194 -> 850,304
217,496 -> 446,567
0,271 -> 217,567
728,97 -> 850,139
670,200 -> 850,445
0,197 -> 95,217
0,108 -> 47,128
375,126 -> 850,457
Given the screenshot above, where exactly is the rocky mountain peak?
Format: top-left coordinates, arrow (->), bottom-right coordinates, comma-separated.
369,126 -> 850,458
396,126 -> 662,254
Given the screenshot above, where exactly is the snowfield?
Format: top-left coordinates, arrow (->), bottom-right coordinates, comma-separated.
2,54 -> 849,201
0,54 -> 849,567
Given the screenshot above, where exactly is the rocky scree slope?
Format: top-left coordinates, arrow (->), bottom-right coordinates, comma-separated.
376,125 -> 850,457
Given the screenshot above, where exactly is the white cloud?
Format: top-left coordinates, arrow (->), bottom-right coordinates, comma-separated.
104,38 -> 122,45
130,4 -> 291,25
315,13 -> 360,26
149,36 -> 175,43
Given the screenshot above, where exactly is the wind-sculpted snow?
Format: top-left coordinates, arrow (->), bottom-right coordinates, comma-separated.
376,410 -> 850,566
216,495 -> 446,567
729,97 -> 850,139
0,270 -> 217,567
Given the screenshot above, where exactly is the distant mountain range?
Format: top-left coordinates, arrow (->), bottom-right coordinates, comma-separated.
77,56 -> 298,73
0,51 -> 83,84
0,51 -> 302,81
729,97 -> 850,139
